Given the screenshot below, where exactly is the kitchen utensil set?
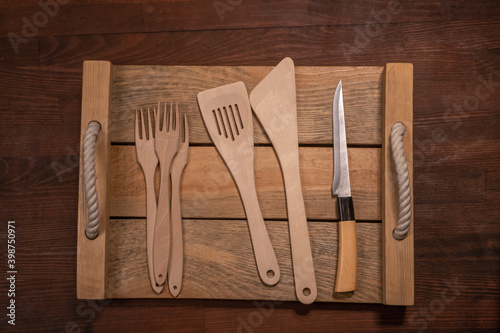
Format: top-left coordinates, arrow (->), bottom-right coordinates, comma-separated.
135,58 -> 357,303
135,102 -> 189,296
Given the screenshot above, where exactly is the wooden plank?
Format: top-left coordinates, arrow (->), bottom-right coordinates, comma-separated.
38,26 -> 404,68
110,146 -> 381,221
76,61 -> 113,299
110,65 -> 384,145
107,219 -> 382,303
382,63 -> 414,305
0,1 -> 445,35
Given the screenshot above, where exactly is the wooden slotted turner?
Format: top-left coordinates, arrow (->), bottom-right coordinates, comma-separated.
197,82 -> 280,286
249,57 -> 317,304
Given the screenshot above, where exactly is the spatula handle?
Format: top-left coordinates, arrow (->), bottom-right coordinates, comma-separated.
237,177 -> 280,286
281,155 -> 317,304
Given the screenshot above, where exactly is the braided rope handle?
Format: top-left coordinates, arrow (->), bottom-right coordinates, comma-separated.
390,122 -> 412,240
83,121 -> 101,240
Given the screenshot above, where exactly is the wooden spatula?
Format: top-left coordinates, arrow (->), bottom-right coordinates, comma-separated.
249,57 -> 317,304
197,82 -> 280,286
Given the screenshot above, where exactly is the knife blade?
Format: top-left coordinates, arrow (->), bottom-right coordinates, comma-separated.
332,81 -> 357,292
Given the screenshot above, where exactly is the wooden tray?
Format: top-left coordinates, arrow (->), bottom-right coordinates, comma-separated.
77,61 -> 414,305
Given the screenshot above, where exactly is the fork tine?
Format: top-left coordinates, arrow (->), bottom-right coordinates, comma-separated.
147,107 -> 154,140
183,114 -> 189,144
153,106 -> 158,134
175,102 -> 180,132
168,101 -> 173,131
135,110 -> 140,141
157,101 -> 161,132
140,108 -> 147,140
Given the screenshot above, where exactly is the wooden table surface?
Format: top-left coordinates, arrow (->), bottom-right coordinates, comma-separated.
1,1 -> 499,332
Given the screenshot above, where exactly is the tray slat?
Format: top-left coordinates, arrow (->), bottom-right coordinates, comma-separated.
107,219 -> 382,303
110,65 -> 383,145
382,64 -> 414,305
110,146 -> 381,221
77,61 -> 113,299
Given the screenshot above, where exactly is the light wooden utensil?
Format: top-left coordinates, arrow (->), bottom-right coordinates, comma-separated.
168,114 -> 189,297
197,81 -> 280,286
249,57 -> 317,304
135,108 -> 163,294
154,101 -> 180,287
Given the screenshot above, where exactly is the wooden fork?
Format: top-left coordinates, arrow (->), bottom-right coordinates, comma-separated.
168,114 -> 189,297
153,101 -> 180,287
135,109 -> 163,294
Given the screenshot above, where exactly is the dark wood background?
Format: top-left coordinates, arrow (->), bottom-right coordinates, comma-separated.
1,0 -> 499,332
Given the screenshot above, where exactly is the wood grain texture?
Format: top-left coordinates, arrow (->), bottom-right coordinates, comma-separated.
107,219 -> 382,303
77,61 -> 112,299
197,81 -> 280,287
335,220 -> 358,292
0,0 -> 447,36
1,0 -> 499,331
383,63 -> 414,305
110,64 -> 383,145
109,146 -> 381,221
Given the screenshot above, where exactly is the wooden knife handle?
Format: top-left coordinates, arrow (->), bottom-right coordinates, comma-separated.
335,197 -> 357,292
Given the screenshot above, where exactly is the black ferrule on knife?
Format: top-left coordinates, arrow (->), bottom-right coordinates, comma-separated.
338,197 -> 355,221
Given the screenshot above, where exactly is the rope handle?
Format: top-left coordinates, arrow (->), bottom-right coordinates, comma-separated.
390,122 -> 412,240
83,121 -> 101,240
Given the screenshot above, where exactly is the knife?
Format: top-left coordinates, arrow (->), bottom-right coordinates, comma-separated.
332,81 -> 357,292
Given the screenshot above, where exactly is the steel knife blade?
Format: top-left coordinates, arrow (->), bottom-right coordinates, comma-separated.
332,80 -> 357,293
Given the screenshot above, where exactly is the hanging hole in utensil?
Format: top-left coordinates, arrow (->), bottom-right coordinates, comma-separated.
302,288 -> 311,296
223,106 -> 235,141
158,274 -> 163,279
266,270 -> 275,278
234,104 -> 244,129
228,105 -> 239,136
212,110 -> 221,136
173,285 -> 177,290
217,108 -> 228,138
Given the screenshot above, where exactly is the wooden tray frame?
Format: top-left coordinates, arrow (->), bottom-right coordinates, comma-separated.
77,61 -> 413,305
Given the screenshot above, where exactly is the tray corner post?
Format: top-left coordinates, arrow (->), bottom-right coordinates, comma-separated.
382,63 -> 414,306
77,60 -> 114,300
